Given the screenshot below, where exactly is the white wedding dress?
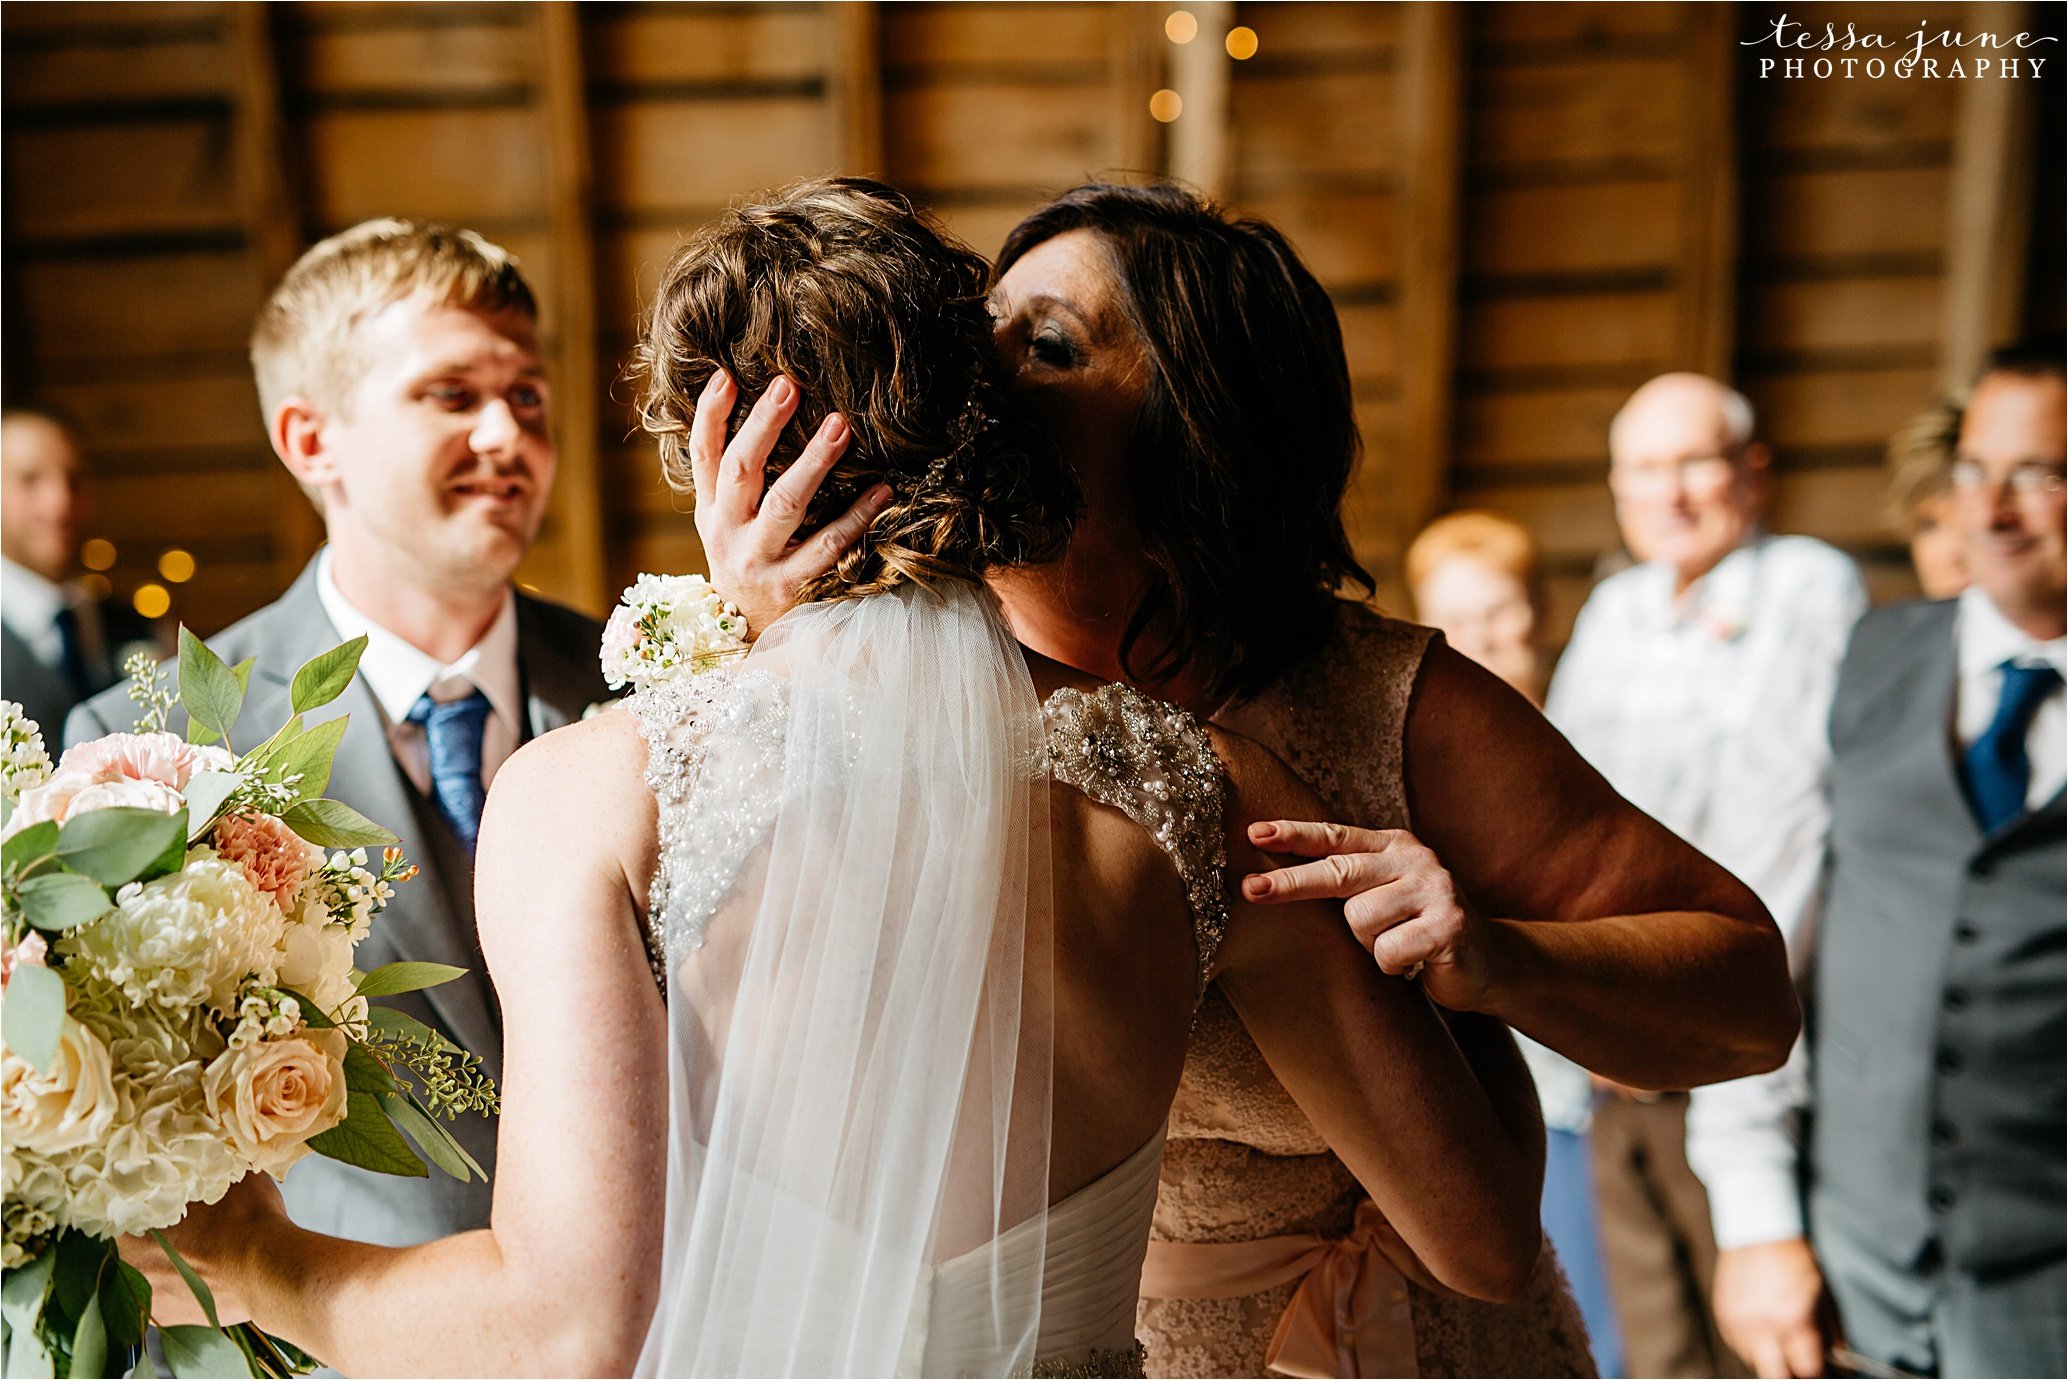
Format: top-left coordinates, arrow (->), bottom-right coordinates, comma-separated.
623,580 -> 1228,1378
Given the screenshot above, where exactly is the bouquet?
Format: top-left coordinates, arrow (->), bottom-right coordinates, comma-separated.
599,573 -> 748,690
1,631 -> 498,1378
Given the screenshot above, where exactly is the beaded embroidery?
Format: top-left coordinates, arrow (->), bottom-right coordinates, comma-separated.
1031,1339 -> 1148,1378
1042,683 -> 1229,994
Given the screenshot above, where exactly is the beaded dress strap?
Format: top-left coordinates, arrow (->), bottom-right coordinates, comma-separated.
1042,683 -> 1230,996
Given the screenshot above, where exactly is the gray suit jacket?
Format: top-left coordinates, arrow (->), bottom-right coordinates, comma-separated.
67,558 -> 609,1246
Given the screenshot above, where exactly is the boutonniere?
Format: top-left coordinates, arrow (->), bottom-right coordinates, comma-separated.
1698,606 -> 1751,642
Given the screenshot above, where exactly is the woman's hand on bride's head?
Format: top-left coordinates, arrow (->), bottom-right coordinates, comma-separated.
1239,820 -> 1497,1014
118,1171 -> 286,1327
689,371 -> 892,636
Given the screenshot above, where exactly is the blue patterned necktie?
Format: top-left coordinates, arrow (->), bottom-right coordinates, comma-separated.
1962,660 -> 2063,834
407,688 -> 492,852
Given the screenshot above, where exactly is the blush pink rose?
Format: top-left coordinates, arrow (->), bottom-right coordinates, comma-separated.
0,931 -> 47,991
9,771 -> 182,831
59,732 -> 229,791
211,810 -> 322,909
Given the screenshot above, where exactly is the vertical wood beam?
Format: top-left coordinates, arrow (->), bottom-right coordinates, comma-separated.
1942,0 -> 2038,389
1168,0 -> 1234,198
1109,2 -> 1165,175
1678,1 -> 1741,379
535,1 -> 608,613
226,2 -> 325,587
1392,2 -> 1467,572
829,2 -> 884,174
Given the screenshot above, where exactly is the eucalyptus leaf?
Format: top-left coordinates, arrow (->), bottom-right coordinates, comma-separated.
339,1043 -> 399,1095
177,627 -> 244,749
229,657 -> 256,696
160,1325 -> 257,1380
307,1086 -> 428,1178
289,637 -> 367,716
17,872 -> 114,932
146,1230 -> 219,1331
3,1323 -> 56,1379
279,798 -> 394,849
55,807 -> 187,888
0,1241 -> 55,1332
2,963 -> 67,1072
354,961 -> 468,999
365,1004 -> 460,1053
102,1261 -> 151,1356
182,773 -> 242,840
379,1089 -> 480,1182
68,1281 -> 107,1380
264,717 -> 348,802
2,819 -> 58,879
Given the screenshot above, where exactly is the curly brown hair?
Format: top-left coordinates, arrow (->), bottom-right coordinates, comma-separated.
635,177 -> 1077,602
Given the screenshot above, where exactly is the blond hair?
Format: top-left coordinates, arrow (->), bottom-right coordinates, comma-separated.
1405,510 -> 1539,595
1884,397 -> 1962,535
249,218 -> 537,418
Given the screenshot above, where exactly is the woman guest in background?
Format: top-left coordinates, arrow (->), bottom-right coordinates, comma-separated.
1404,511 -> 1625,1377
1886,398 -> 1970,600
702,180 -> 1796,1378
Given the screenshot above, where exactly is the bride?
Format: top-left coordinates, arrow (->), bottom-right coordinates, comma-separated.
132,178 -> 1542,1377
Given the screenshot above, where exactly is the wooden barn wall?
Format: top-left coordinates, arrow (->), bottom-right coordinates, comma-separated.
2,1 -> 2052,641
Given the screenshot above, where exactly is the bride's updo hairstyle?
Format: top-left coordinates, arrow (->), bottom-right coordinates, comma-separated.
636,176 -> 1076,600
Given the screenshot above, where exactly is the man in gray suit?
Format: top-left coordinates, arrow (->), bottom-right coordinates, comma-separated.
1710,337 -> 2065,1378
68,219 -> 609,1248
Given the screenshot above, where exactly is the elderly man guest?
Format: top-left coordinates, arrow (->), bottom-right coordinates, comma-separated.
1546,373 -> 1867,1379
1,409 -> 162,733
69,220 -> 610,1248
1708,338 -> 2067,1379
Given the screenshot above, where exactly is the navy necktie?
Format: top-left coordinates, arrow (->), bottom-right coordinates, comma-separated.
1962,660 -> 2063,834
53,605 -> 90,696
407,688 -> 492,852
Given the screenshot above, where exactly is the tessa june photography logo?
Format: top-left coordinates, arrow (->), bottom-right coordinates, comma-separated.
1744,12 -> 2057,79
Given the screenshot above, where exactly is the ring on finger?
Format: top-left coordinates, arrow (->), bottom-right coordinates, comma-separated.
1403,959 -> 1425,981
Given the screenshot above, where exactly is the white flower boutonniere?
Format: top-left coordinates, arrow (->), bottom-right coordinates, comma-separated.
601,573 -> 749,690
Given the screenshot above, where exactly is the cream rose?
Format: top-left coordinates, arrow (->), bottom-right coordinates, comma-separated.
1,1015 -> 118,1155
276,921 -> 358,1015
202,1028 -> 347,1176
8,770 -> 183,834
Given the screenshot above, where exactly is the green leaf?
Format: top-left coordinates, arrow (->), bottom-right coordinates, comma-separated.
354,962 -> 467,999
2,820 -> 58,879
307,1087 -> 428,1178
269,987 -> 335,1030
229,657 -> 256,696
178,627 -> 244,749
279,799 -> 394,849
0,1242 -> 55,1333
160,1325 -> 257,1379
55,807 -> 188,887
133,1331 -> 157,1377
146,1230 -> 219,1331
4,1323 -> 56,1378
379,1089 -> 483,1182
364,1004 -> 460,1053
17,872 -> 114,932
2,963 -> 66,1071
289,637 -> 367,717
182,772 -> 242,840
68,1280 -> 106,1380
49,1229 -> 109,1329
101,1261 -> 151,1357
338,1042 -> 398,1096
263,718 -> 348,803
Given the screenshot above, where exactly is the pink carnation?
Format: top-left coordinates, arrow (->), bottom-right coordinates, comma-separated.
59,732 -> 229,791
1,931 -> 47,991
211,810 -> 320,909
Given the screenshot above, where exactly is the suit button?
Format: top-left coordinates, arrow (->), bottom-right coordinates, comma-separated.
1953,920 -> 1980,943
1929,1185 -> 1956,1212
1931,1120 -> 1958,1147
1944,987 -> 1970,1011
1935,1047 -> 1963,1074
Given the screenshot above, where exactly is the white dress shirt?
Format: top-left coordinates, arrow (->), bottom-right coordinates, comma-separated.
2,557 -> 70,666
1953,584 -> 2066,808
1544,535 -> 1867,1236
315,552 -> 522,797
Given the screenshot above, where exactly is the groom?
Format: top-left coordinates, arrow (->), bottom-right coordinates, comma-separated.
67,219 -> 610,1247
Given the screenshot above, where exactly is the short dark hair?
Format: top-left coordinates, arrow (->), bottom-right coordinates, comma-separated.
1980,333 -> 2067,385
636,177 -> 1076,601
996,182 -> 1371,702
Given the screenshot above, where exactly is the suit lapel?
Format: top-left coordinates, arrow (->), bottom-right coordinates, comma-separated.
515,595 -> 606,740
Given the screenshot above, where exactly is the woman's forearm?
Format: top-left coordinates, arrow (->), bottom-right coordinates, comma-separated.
1474,910 -> 1797,1090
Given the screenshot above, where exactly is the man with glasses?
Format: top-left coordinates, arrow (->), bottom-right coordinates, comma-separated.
1709,338 -> 2066,1379
1546,372 -> 1868,1377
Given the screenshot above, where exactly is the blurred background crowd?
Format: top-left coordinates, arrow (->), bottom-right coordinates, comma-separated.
2,3 -> 2062,1378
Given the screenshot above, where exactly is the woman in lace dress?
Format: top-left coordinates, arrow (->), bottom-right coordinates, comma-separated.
705,183 -> 1798,1377
132,180 -> 1546,1378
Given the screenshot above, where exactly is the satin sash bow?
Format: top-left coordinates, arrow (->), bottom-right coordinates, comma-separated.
1140,1199 -> 1447,1377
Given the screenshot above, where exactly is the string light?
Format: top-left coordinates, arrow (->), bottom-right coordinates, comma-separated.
81,538 -> 117,571
1165,10 -> 1198,43
133,583 -> 171,619
157,548 -> 196,583
1225,25 -> 1259,59
1149,88 -> 1183,122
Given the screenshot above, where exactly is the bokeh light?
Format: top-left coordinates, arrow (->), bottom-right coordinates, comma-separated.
1165,10 -> 1198,43
1226,26 -> 1259,59
79,573 -> 112,601
157,548 -> 196,583
1149,88 -> 1183,122
81,538 -> 117,571
133,583 -> 171,619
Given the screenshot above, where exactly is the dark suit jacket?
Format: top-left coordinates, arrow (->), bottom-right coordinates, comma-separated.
66,557 -> 609,1246
4,594 -> 161,739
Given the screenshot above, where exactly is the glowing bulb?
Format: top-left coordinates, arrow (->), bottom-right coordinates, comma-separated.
132,583 -> 171,619
80,573 -> 112,601
1225,25 -> 1259,59
157,548 -> 196,583
1165,10 -> 1198,43
81,538 -> 117,571
1149,88 -> 1183,122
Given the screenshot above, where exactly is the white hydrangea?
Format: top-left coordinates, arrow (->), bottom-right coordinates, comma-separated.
1,700 -> 51,805
600,573 -> 748,689
59,847 -> 285,1017
59,1063 -> 242,1238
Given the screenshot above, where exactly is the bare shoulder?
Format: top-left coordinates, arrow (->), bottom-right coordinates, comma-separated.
478,708 -> 657,892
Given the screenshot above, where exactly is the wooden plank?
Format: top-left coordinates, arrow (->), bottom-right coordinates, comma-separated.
885,81 -> 1114,193
1,3 -> 225,35
596,227 -> 688,330
586,6 -> 827,85
1461,291 -> 1677,373
881,3 -> 1112,71
1233,2 -> 1400,62
1770,465 -> 1904,546
1336,303 -> 1401,383
1391,1 -> 1466,552
829,2 -> 884,174
1939,0 -> 2037,388
1745,366 -> 1943,449
1676,2 -> 1738,376
1467,180 -> 1678,277
1746,167 -> 1951,262
1748,63 -> 1958,155
302,106 -> 547,226
1236,189 -> 1396,289
1169,0 -> 1234,199
925,198 -> 1046,262
38,374 -> 263,454
533,1 -> 607,616
1475,3 -> 1681,47
19,251 -> 259,360
1107,1 -> 1164,175
292,18 -> 533,96
95,469 -> 282,541
1454,478 -> 1620,563
2,33 -> 229,107
1470,58 -> 1685,169
1742,276 -> 1943,354
7,118 -> 242,242
1231,70 -> 1394,181
1457,386 -> 1629,468
594,95 -> 833,210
